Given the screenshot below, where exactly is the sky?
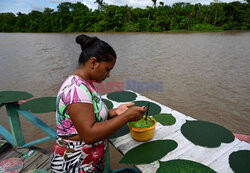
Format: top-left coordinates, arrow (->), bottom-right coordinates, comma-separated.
0,0 -> 246,14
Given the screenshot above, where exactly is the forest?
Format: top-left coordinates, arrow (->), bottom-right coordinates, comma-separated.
0,0 -> 249,32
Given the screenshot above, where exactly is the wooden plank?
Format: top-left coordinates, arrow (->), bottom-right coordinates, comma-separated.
22,150 -> 43,170
201,139 -> 242,165
22,153 -> 49,172
177,138 -> 241,164
5,103 -> 25,146
208,141 -> 250,173
37,156 -> 51,170
17,109 -> 57,139
0,147 -> 29,161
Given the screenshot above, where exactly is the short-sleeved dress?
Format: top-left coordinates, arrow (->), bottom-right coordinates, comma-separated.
50,75 -> 109,173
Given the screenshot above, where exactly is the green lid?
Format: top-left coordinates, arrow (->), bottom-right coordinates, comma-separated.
102,98 -> 114,109
157,159 -> 216,173
20,97 -> 56,113
107,91 -> 137,102
0,91 -> 33,104
181,120 -> 235,148
120,140 -> 177,164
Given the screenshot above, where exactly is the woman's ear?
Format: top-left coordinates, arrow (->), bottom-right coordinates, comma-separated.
89,57 -> 98,69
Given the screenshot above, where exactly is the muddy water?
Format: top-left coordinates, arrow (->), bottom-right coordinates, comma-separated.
0,32 -> 249,153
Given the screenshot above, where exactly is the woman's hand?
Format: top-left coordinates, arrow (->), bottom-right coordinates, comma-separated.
125,106 -> 147,122
115,102 -> 135,116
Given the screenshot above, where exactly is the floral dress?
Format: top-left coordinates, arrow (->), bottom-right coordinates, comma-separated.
50,75 -> 108,173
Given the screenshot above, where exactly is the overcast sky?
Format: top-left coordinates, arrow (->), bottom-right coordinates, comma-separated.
0,0 -> 246,14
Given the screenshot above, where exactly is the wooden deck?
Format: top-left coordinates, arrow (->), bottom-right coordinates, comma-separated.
0,137 -> 51,172
104,91 -> 250,173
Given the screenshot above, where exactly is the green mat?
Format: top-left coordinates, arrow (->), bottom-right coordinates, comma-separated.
181,120 -> 235,148
109,124 -> 130,139
133,101 -> 161,116
120,140 -> 177,164
107,91 -> 137,102
229,150 -> 250,173
156,159 -> 216,173
0,91 -> 33,104
153,113 -> 176,126
20,97 -> 56,113
102,98 -> 114,109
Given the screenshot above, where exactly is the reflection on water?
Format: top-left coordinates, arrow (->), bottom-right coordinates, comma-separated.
0,32 -> 249,150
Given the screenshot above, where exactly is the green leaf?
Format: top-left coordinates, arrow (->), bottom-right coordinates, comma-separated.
157,159 -> 216,173
20,97 -> 56,113
107,91 -> 137,102
120,140 -> 177,164
133,101 -> 161,116
181,120 -> 235,148
229,150 -> 250,173
0,91 -> 33,104
102,98 -> 114,109
153,113 -> 176,126
109,124 -> 130,139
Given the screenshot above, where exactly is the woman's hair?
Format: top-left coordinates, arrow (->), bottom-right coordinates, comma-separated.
76,34 -> 116,65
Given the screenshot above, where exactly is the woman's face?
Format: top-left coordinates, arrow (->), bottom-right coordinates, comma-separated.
92,58 -> 116,83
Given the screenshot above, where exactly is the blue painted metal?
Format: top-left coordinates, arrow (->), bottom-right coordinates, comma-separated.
23,136 -> 53,147
5,103 -> 25,146
17,109 -> 57,139
0,102 -> 57,148
0,125 -> 15,146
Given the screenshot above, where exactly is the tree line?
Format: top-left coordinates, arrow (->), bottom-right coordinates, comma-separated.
0,1 -> 249,32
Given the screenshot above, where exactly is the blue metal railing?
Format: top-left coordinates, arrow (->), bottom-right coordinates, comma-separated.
0,103 -> 56,147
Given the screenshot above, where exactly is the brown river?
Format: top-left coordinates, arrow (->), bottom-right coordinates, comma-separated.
0,32 -> 249,151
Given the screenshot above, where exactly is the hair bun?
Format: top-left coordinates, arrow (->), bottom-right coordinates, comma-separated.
76,34 -> 99,51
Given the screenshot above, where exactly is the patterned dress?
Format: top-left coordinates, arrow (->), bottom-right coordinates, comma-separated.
50,75 -> 108,173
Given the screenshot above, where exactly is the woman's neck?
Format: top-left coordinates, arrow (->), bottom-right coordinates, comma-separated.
73,68 -> 91,82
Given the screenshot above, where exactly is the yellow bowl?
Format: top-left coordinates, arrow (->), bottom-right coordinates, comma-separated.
128,119 -> 157,142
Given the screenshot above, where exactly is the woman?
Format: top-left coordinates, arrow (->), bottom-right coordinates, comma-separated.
50,34 -> 146,173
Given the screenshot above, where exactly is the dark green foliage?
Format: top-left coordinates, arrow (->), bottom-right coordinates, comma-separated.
181,120 -> 235,148
120,140 -> 177,164
0,1 -> 249,32
107,91 -> 137,102
157,159 -> 216,173
133,101 -> 161,116
20,97 -> 56,113
153,113 -> 176,125
0,91 -> 33,104
102,98 -> 113,109
229,150 -> 250,173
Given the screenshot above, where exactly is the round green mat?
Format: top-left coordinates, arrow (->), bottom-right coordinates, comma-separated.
102,98 -> 114,109
0,91 -> 33,104
120,140 -> 177,164
229,150 -> 250,173
107,91 -> 137,102
109,124 -> 129,139
181,120 -> 235,148
153,113 -> 176,126
20,97 -> 56,113
133,101 -> 161,116
157,159 -> 216,173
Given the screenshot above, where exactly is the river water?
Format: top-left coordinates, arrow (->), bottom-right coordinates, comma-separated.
0,32 -> 249,150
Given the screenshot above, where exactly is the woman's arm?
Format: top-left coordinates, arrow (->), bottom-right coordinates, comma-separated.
107,103 -> 135,119
67,102 -> 145,144
108,108 -> 118,119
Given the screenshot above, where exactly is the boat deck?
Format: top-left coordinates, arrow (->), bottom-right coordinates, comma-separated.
0,137 -> 51,172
